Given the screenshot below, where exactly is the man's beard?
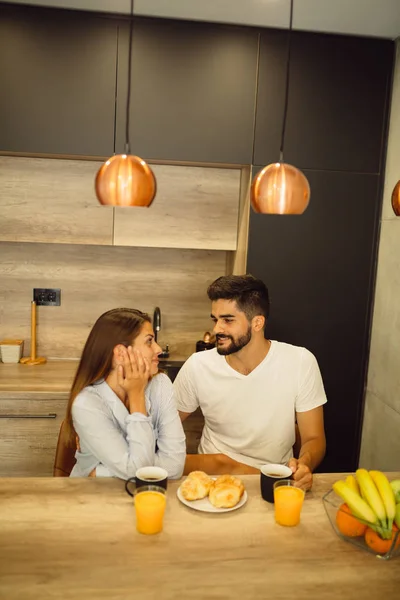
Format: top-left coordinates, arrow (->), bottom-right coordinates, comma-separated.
216,327 -> 252,355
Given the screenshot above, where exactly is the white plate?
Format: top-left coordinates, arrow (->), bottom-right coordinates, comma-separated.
177,484 -> 248,513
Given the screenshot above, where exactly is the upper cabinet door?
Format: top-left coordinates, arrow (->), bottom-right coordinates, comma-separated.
254,30 -> 394,173
0,156 -> 113,245
115,18 -> 258,165
0,5 -> 117,157
113,164 -> 241,250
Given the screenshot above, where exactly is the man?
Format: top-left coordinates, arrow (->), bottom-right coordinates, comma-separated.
174,275 -> 327,491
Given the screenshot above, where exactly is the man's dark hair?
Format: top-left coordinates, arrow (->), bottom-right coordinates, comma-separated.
207,274 -> 270,326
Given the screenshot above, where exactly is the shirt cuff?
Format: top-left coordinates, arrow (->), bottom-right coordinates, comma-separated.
126,413 -> 152,423
95,464 -> 113,477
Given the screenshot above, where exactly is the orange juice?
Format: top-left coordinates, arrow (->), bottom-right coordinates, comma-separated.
134,490 -> 166,535
274,484 -> 305,527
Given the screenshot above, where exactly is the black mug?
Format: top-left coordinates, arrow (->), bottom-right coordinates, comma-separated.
260,463 -> 293,503
125,466 -> 168,497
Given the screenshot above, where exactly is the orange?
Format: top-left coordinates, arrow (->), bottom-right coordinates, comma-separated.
335,503 -> 367,537
364,525 -> 400,555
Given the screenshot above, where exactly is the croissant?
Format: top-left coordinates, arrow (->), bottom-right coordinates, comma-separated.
180,471 -> 213,501
213,475 -> 245,498
209,482 -> 242,509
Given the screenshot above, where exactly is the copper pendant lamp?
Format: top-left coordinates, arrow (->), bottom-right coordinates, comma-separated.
251,0 -> 310,215
391,180 -> 400,216
95,0 -> 156,207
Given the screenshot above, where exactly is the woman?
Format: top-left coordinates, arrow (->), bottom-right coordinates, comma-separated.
64,308 -> 186,479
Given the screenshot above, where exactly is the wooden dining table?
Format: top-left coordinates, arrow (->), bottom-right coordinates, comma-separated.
0,473 -> 399,599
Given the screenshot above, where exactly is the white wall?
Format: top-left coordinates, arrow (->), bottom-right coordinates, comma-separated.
359,40 -> 400,469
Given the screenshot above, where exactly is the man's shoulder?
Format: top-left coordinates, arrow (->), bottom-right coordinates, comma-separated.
271,340 -> 316,364
183,348 -> 221,368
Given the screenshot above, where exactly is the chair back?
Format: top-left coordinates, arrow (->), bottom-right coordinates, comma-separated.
53,420 -> 76,477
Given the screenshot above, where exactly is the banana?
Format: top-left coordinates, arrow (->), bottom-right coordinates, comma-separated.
333,480 -> 377,524
356,469 -> 387,529
345,475 -> 360,495
395,503 -> 400,530
370,471 -> 396,531
390,479 -> 400,503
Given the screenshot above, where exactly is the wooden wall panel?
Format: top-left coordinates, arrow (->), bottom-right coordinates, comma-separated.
113,164 -> 241,250
226,166 -> 251,275
0,156 -> 113,245
0,242 -> 226,359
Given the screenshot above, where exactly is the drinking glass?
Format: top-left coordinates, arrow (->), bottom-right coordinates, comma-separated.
273,480 -> 305,526
133,485 -> 167,535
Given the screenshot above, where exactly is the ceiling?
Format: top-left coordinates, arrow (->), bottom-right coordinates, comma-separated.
3,0 -> 400,39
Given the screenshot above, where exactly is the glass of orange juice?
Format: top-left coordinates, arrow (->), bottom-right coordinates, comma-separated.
273,480 -> 305,527
133,485 -> 167,535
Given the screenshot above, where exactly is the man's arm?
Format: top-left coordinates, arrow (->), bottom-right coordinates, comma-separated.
297,405 -> 326,471
288,406 -> 326,490
183,453 -> 259,476
179,411 -> 192,423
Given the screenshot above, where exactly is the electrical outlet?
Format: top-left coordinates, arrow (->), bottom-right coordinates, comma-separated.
33,288 -> 61,306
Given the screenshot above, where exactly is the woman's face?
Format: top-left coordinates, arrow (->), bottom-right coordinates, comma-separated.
132,321 -> 162,376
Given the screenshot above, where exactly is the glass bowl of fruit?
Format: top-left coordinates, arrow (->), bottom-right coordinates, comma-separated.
323,471 -> 400,560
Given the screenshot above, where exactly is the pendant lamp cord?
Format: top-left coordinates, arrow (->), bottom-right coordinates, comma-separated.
279,0 -> 294,163
125,0 -> 134,154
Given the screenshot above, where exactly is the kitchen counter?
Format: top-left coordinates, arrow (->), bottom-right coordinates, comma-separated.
0,473 -> 399,599
0,356 -> 187,394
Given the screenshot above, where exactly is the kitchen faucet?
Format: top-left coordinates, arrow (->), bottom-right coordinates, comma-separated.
153,306 -> 169,358
153,306 -> 161,343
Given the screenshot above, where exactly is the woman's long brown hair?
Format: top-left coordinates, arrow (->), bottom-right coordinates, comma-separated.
64,308 -> 151,447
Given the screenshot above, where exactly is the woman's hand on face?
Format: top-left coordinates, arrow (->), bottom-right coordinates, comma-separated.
117,346 -> 150,399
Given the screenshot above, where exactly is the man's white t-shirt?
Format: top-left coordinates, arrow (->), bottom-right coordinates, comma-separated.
174,341 -> 327,468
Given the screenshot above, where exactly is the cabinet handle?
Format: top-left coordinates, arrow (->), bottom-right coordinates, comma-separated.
0,413 -> 57,419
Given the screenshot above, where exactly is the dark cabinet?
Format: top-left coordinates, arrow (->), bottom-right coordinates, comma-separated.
254,30 -> 394,173
247,169 -> 382,472
0,5 -> 117,156
115,18 -> 258,164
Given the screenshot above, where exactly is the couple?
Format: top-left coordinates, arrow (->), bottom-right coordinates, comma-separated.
66,275 -> 327,491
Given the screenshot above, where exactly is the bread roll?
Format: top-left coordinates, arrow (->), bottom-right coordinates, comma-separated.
209,483 -> 242,509
213,475 -> 244,497
180,471 -> 213,501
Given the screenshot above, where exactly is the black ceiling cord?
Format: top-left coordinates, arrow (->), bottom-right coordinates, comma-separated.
279,0 -> 294,163
125,0 -> 134,154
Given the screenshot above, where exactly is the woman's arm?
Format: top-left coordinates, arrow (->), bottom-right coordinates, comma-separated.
72,392 -> 156,480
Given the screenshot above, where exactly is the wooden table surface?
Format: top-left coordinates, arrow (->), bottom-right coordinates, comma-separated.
0,473 -> 399,599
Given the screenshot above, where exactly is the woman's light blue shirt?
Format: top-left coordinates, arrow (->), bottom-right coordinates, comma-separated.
70,373 -> 186,480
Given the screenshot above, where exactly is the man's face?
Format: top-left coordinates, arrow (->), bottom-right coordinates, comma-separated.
210,299 -> 252,356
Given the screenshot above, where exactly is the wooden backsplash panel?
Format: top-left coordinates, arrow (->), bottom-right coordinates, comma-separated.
113,164 -> 241,250
0,156 -> 113,245
0,242 -> 226,358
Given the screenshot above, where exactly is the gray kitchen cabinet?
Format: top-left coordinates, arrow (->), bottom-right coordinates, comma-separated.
115,18 -> 258,164
182,407 -> 204,455
247,168 -> 382,473
253,30 -> 394,173
0,396 -> 67,477
0,4 -> 117,157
